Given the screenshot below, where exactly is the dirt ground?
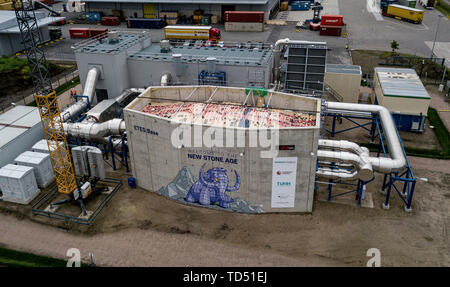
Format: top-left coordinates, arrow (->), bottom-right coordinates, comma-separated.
0,153 -> 448,266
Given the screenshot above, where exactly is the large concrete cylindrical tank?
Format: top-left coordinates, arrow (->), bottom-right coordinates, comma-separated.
124,86 -> 321,213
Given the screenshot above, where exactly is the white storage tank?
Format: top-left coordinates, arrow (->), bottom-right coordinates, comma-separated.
14,151 -> 55,188
0,106 -> 44,168
0,164 -> 40,204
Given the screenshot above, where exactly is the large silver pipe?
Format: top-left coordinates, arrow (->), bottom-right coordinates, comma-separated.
272,38 -> 290,84
160,73 -> 172,86
319,139 -> 369,156
63,118 -> 125,141
317,150 -> 373,181
60,67 -> 100,122
316,167 -> 360,180
326,102 -> 406,173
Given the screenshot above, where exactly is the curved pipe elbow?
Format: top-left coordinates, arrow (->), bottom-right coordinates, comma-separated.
326,102 -> 407,173
161,73 -> 172,86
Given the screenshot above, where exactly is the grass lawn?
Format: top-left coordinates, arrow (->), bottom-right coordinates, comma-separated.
0,246 -> 90,267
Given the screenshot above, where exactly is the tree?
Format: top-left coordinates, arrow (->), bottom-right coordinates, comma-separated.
391,40 -> 399,55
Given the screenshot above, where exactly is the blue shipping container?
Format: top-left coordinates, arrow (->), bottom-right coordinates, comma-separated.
85,12 -> 102,21
291,1 -> 311,10
127,18 -> 166,29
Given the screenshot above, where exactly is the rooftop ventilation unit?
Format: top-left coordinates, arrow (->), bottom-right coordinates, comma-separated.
160,40 -> 171,53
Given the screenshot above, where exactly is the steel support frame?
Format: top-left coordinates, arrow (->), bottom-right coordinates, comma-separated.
321,112 -> 416,210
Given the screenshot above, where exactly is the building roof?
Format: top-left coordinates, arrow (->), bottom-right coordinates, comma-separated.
0,164 -> 34,179
375,67 -> 430,100
389,4 -> 424,12
75,33 -> 150,55
326,64 -> 361,75
0,106 -> 42,149
0,11 -> 65,34
14,151 -> 49,165
129,43 -> 273,66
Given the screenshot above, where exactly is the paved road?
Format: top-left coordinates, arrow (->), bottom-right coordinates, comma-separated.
0,214 -> 343,267
341,0 -> 450,58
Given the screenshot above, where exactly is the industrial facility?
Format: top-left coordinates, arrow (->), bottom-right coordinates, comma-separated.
0,10 -> 64,55
74,31 -> 275,100
82,0 -> 281,21
0,0 -> 433,225
0,27 -> 419,218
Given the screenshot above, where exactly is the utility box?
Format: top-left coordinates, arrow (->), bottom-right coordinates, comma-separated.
0,164 -> 40,204
87,147 -> 105,179
72,146 -> 105,179
14,151 -> 55,188
31,139 -> 67,159
72,146 -> 91,177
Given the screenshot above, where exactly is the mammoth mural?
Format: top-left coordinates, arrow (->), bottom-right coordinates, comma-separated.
186,164 -> 240,208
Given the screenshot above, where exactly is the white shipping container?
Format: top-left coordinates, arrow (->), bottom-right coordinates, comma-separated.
14,151 -> 55,188
0,106 -> 44,168
224,22 -> 264,32
0,164 -> 40,204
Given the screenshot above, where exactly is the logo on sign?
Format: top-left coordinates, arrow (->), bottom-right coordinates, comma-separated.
277,182 -> 291,186
276,171 -> 293,175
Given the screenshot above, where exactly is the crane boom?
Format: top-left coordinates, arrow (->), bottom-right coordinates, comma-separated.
12,0 -> 78,197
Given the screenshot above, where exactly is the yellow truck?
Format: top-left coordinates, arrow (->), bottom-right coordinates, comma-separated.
383,4 -> 424,24
164,25 -> 221,41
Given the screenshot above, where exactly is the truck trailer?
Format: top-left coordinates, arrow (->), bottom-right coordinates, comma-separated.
164,25 -> 221,41
382,4 -> 424,23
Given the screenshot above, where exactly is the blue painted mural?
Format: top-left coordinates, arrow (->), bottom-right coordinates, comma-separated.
156,165 -> 262,213
186,164 -> 240,208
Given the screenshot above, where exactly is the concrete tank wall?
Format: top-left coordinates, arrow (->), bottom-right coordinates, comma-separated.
124,86 -> 320,213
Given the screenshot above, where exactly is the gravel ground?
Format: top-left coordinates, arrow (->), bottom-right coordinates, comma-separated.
0,214 -> 343,267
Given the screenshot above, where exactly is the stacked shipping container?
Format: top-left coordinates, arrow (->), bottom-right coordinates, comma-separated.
319,15 -> 343,37
101,16 -> 120,26
224,11 -> 265,32
126,18 -> 166,29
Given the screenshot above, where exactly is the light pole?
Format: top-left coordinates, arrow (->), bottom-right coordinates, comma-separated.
430,14 -> 444,59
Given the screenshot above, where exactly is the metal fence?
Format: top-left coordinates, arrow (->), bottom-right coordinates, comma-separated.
0,66 -> 79,113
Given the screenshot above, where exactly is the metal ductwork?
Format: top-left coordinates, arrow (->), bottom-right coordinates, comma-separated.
160,73 -> 172,86
272,38 -> 290,84
323,102 -> 407,174
63,118 -> 125,141
61,66 -> 100,122
316,149 -> 373,181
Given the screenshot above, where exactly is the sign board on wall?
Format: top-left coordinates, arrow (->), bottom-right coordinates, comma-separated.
271,157 -> 298,208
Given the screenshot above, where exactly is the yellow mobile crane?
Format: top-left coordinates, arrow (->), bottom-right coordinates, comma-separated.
12,0 -> 93,215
